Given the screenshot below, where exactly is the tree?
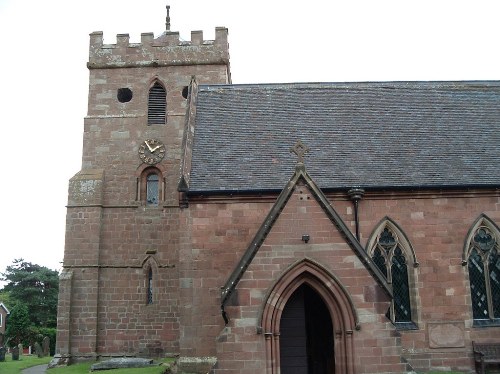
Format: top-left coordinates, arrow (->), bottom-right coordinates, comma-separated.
5,303 -> 31,347
0,289 -> 12,307
1,259 -> 59,328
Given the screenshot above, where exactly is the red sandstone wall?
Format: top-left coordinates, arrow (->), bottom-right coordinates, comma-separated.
182,185 -> 499,373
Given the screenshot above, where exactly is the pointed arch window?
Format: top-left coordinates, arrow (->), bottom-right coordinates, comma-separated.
464,215 -> 500,326
367,220 -> 418,329
148,82 -> 166,125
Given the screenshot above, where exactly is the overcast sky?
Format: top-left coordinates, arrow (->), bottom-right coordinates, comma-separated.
0,0 -> 499,279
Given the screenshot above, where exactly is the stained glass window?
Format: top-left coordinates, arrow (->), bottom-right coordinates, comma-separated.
467,224 -> 500,323
370,225 -> 415,327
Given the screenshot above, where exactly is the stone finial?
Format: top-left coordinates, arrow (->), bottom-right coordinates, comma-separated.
166,5 -> 171,31
290,140 -> 310,164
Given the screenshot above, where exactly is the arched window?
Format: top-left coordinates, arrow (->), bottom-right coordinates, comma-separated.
147,267 -> 154,305
367,218 -> 418,329
148,82 -> 166,125
464,215 -> 500,325
137,168 -> 163,206
142,257 -> 158,306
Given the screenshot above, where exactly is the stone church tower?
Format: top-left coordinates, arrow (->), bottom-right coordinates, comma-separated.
53,11 -> 230,367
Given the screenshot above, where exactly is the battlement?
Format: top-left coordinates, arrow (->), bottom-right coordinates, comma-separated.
88,27 -> 229,69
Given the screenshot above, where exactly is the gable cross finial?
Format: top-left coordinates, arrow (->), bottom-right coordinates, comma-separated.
166,5 -> 171,31
290,140 -> 310,164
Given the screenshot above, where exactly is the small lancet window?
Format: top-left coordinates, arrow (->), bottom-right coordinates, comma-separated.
466,220 -> 500,325
148,82 -> 166,125
146,173 -> 160,205
367,222 -> 417,329
147,268 -> 153,305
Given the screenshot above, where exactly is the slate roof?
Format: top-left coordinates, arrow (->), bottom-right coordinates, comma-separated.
188,81 -> 500,193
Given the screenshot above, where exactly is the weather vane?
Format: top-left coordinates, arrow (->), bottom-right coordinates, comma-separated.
166,5 -> 171,31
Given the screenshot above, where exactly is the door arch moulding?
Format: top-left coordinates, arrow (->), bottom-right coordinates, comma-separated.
258,258 -> 359,374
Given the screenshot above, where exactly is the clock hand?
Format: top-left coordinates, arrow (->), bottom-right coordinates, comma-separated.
145,140 -> 154,152
151,145 -> 162,152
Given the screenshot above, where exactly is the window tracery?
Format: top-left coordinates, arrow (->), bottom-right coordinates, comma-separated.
464,215 -> 500,325
367,219 -> 418,329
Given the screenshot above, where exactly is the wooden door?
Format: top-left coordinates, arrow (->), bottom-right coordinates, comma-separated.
280,284 -> 334,374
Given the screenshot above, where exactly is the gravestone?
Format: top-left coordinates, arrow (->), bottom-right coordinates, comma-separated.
34,342 -> 43,358
18,344 -> 23,356
42,336 -> 50,356
11,346 -> 19,361
0,347 -> 6,362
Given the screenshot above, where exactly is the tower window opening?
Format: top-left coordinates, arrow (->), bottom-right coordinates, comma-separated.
148,82 -> 166,125
182,86 -> 189,99
147,268 -> 153,305
146,173 -> 160,205
117,88 -> 133,103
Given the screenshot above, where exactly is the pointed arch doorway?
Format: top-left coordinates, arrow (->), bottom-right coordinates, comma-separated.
280,283 -> 334,374
260,259 -> 358,374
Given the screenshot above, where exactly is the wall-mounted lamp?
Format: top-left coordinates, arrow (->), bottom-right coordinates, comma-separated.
302,234 -> 310,243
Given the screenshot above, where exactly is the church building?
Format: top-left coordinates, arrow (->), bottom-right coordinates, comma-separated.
52,8 -> 500,374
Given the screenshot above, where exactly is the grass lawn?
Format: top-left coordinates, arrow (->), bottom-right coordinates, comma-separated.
0,354 -> 52,374
50,359 -> 174,374
0,355 -> 174,374
49,361 -> 173,374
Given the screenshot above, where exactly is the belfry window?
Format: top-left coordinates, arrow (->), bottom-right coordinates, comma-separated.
368,220 -> 418,329
148,82 -> 166,125
465,217 -> 500,325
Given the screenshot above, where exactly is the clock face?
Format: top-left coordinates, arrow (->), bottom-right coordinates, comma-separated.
138,139 -> 166,165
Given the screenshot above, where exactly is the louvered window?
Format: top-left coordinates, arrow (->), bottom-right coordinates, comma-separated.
148,82 -> 166,125
369,225 -> 417,329
467,224 -> 500,324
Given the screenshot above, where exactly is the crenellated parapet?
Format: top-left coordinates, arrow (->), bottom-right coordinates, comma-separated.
88,27 -> 229,69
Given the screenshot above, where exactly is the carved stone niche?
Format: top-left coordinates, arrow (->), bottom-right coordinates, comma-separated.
428,321 -> 465,348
